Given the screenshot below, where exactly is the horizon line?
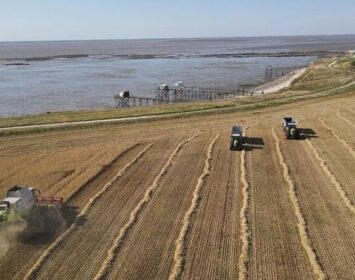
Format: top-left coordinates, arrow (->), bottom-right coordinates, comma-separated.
1,33 -> 355,44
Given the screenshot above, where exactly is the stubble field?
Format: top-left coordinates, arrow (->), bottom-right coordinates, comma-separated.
0,89 -> 354,280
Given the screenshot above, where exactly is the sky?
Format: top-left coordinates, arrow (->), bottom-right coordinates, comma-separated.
0,0 -> 354,41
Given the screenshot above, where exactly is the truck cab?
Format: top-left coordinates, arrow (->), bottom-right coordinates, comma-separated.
230,126 -> 243,151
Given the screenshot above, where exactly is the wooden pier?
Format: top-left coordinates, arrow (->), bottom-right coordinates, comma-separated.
114,64 -> 309,109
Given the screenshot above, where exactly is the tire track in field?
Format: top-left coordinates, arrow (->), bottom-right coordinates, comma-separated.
272,128 -> 327,280
46,151 -> 103,196
64,143 -> 141,206
305,138 -> 355,215
168,134 -> 220,280
238,125 -> 254,280
319,119 -> 355,159
23,143 -> 153,280
56,143 -> 141,199
93,134 -> 200,280
337,111 -> 355,129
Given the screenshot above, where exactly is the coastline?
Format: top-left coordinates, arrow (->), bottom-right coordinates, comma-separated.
0,63 -> 314,129
254,68 -> 307,94
2,57 -> 355,134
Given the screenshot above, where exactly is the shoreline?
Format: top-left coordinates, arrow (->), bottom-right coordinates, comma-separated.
254,68 -> 307,94
0,63 -> 311,120
0,65 -> 312,122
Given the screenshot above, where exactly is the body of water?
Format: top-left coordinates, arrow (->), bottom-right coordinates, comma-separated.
1,35 -> 354,116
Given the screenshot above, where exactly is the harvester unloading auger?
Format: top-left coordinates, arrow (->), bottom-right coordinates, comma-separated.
0,186 -> 63,223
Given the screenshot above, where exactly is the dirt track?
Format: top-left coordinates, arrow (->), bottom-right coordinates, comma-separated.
0,92 -> 354,279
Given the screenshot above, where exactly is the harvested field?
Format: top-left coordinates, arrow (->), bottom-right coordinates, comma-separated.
246,125 -> 316,279
103,135 -> 214,280
302,118 -> 355,204
27,136 -> 190,280
278,127 -> 355,279
181,134 -> 242,280
273,128 -> 325,280
337,110 -> 355,129
0,85 -> 355,279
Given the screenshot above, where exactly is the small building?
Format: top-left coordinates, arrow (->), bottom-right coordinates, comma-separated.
348,50 -> 355,56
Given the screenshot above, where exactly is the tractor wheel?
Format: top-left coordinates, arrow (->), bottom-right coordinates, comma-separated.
295,130 -> 300,139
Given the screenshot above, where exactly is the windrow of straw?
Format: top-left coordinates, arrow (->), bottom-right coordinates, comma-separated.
305,138 -> 355,215
24,143 -> 153,280
337,111 -> 355,129
238,125 -> 253,280
320,119 -> 355,159
272,128 -> 327,280
169,134 -> 220,280
94,134 -> 200,280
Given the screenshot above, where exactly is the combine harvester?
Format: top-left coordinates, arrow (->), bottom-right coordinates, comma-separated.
0,186 -> 63,223
230,126 -> 244,150
282,117 -> 301,139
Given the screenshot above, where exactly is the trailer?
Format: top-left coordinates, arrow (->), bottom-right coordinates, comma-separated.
282,117 -> 300,139
230,126 -> 244,150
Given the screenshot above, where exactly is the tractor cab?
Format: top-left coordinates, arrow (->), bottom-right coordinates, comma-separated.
283,117 -> 300,139
230,126 -> 244,151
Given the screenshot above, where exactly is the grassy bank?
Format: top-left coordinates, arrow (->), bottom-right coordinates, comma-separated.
0,102 -> 237,128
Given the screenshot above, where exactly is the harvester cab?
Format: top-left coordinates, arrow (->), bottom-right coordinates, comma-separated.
230,126 -> 244,151
283,117 -> 300,139
0,201 -> 10,222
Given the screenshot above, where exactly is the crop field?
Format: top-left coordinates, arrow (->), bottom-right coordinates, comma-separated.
0,84 -> 355,278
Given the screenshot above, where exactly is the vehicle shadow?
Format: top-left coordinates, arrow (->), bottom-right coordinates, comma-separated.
243,137 -> 265,151
62,205 -> 82,225
298,128 -> 318,140
19,205 -> 81,244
